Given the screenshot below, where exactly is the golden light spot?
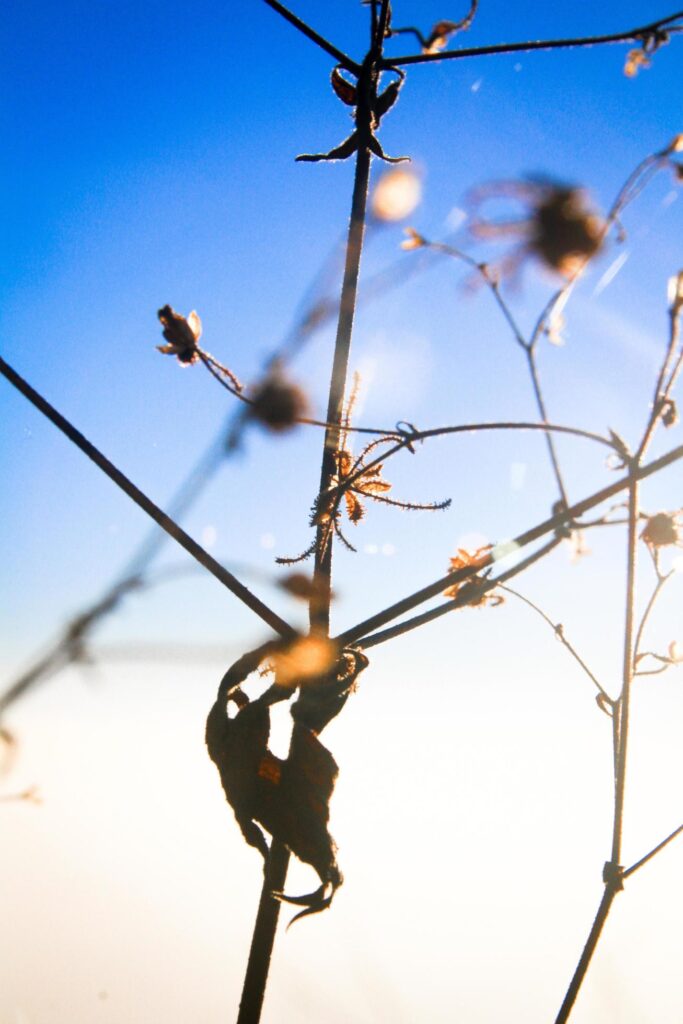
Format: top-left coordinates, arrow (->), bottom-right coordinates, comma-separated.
372,169 -> 422,222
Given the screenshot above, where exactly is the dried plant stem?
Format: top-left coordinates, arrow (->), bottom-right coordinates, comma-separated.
554,470 -> 639,1023
623,823 -> 683,879
262,0 -> 360,73
336,442 -> 683,647
0,356 -> 294,641
383,11 -> 683,67
236,12 -> 381,1013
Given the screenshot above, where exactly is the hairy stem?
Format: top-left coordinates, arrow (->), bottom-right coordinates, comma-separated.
236,8 -> 383,1014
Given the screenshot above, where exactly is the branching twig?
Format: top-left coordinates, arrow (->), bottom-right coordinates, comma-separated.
382,11 -> 683,66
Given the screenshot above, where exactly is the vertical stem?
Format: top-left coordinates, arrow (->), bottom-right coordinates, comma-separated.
554,471 -> 639,1023
611,472 -> 639,865
236,843 -> 290,1024
236,12 -> 381,1011
311,143 -> 372,631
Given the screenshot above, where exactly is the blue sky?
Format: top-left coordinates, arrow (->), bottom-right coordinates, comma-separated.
2,2 -> 683,1021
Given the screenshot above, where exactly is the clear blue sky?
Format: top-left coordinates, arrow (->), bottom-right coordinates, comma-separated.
2,2 -> 683,1021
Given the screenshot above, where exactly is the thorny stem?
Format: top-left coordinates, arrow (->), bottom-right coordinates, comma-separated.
237,7 -> 386,1019
0,356 -> 295,641
382,11 -> 683,66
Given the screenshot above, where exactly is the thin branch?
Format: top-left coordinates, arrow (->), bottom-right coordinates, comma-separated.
0,356 -> 295,640
261,0 -> 361,73
236,13 -> 384,1018
499,584 -> 612,704
335,443 -> 683,647
623,823 -> 683,879
382,11 -> 683,67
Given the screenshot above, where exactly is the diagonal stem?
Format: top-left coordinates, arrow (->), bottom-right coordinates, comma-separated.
235,8 -> 383,1016
383,11 -> 683,66
0,356 -> 295,640
335,443 -> 683,647
262,0 -> 361,73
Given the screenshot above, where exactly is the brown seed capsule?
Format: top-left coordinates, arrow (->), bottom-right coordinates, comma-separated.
531,188 -> 603,277
249,371 -> 309,432
640,512 -> 681,548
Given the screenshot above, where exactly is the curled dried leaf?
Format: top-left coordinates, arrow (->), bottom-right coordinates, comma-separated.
206,643 -> 369,921
331,67 -> 358,106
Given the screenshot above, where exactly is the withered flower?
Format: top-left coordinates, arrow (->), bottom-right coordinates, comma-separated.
468,180 -> 605,280
640,511 -> 683,549
248,368 -> 309,432
157,305 -> 202,365
444,546 -> 503,607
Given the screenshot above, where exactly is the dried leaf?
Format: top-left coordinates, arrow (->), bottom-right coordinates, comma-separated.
206,644 -> 369,921
331,67 -> 358,106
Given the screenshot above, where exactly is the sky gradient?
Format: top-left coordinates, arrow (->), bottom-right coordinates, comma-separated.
2,2 -> 683,1021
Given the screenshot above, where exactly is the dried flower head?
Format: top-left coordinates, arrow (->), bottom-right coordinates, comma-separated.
248,369 -> 309,432
278,374 -> 450,563
372,168 -> 422,221
157,305 -> 202,365
640,511 -> 683,549
468,180 -> 605,280
444,546 -> 503,607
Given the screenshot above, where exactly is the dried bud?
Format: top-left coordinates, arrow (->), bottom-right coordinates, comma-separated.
372,168 -> 422,222
640,512 -> 681,548
666,134 -> 683,154
667,271 -> 683,313
624,48 -> 651,77
661,399 -> 679,428
157,306 -> 202,365
401,227 -> 426,251
249,370 -> 309,432
668,641 -> 683,664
